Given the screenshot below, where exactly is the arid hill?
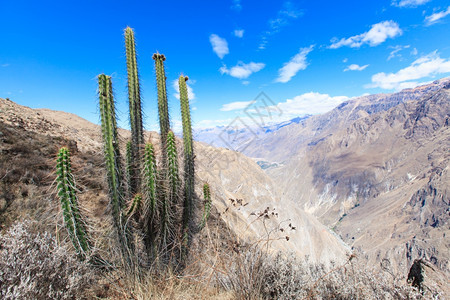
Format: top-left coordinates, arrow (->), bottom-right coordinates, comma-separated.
236,79 -> 450,276
0,97 -> 349,264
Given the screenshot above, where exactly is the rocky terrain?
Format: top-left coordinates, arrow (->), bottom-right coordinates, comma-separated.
227,78 -> 450,276
1,78 -> 448,295
0,97 -> 349,264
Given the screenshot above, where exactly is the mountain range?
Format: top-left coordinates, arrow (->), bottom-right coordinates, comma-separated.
196,78 -> 450,276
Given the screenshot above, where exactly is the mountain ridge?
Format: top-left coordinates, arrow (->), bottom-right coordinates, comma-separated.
255,79 -> 450,275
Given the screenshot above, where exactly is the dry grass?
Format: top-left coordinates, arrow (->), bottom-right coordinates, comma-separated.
0,221 -> 95,299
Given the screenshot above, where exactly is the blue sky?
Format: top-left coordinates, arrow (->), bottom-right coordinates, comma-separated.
1,0 -> 450,131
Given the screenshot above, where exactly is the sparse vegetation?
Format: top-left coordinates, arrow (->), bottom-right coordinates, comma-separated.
0,221 -> 94,299
0,26 -> 445,300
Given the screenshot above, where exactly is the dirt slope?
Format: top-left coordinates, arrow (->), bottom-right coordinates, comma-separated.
0,97 -> 349,263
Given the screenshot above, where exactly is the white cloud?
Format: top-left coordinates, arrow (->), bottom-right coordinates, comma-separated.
425,6 -> 450,25
387,45 -> 410,60
275,92 -> 349,117
209,34 -> 229,59
231,0 -> 242,11
234,29 -> 244,38
259,1 -> 303,49
330,21 -> 402,49
275,45 -> 314,83
411,48 -> 418,56
220,100 -> 255,111
1,64 -> 10,67
343,58 -> 348,63
198,92 -> 350,128
220,62 -> 265,79
172,78 -> 195,100
242,81 -> 250,85
392,0 -> 431,7
366,51 -> 450,90
344,64 -> 369,71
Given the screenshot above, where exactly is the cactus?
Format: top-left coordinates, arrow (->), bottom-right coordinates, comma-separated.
56,147 -> 90,258
125,193 -> 142,219
199,183 -> 212,230
125,27 -> 143,194
142,143 -> 158,256
125,141 -> 133,197
167,131 -> 180,204
98,74 -> 133,262
158,131 -> 179,251
178,75 -> 195,239
152,53 -> 170,163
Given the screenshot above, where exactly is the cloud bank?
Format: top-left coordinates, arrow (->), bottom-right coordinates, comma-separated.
366,51 -> 450,90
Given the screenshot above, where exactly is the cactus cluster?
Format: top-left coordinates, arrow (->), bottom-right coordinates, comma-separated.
56,27 -> 212,271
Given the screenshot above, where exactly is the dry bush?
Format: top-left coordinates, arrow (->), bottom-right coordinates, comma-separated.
0,221 -> 94,299
104,268 -> 233,300
204,202 -> 438,299
216,248 -> 443,300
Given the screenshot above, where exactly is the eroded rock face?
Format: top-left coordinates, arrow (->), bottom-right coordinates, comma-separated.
228,79 -> 450,275
407,259 -> 449,295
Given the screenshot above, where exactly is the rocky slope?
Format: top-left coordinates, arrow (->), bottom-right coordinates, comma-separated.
0,97 -> 349,263
249,79 -> 450,275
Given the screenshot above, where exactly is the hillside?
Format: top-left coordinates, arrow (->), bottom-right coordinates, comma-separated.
0,97 -> 349,263
234,79 -> 450,275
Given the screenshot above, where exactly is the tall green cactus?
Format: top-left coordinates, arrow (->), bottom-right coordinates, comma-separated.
142,143 -> 158,257
98,74 -> 132,262
153,53 -> 170,162
167,131 -> 179,204
125,140 -> 133,197
178,75 -> 195,237
159,131 -> 179,250
98,74 -> 124,228
56,147 -> 90,258
199,183 -> 212,230
125,27 -> 143,194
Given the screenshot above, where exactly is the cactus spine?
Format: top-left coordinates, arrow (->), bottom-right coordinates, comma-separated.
178,75 -> 195,238
56,147 -> 90,258
98,74 -> 132,261
125,27 -> 143,194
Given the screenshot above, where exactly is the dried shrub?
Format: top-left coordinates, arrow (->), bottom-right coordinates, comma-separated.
215,245 -> 444,299
0,221 -> 94,299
